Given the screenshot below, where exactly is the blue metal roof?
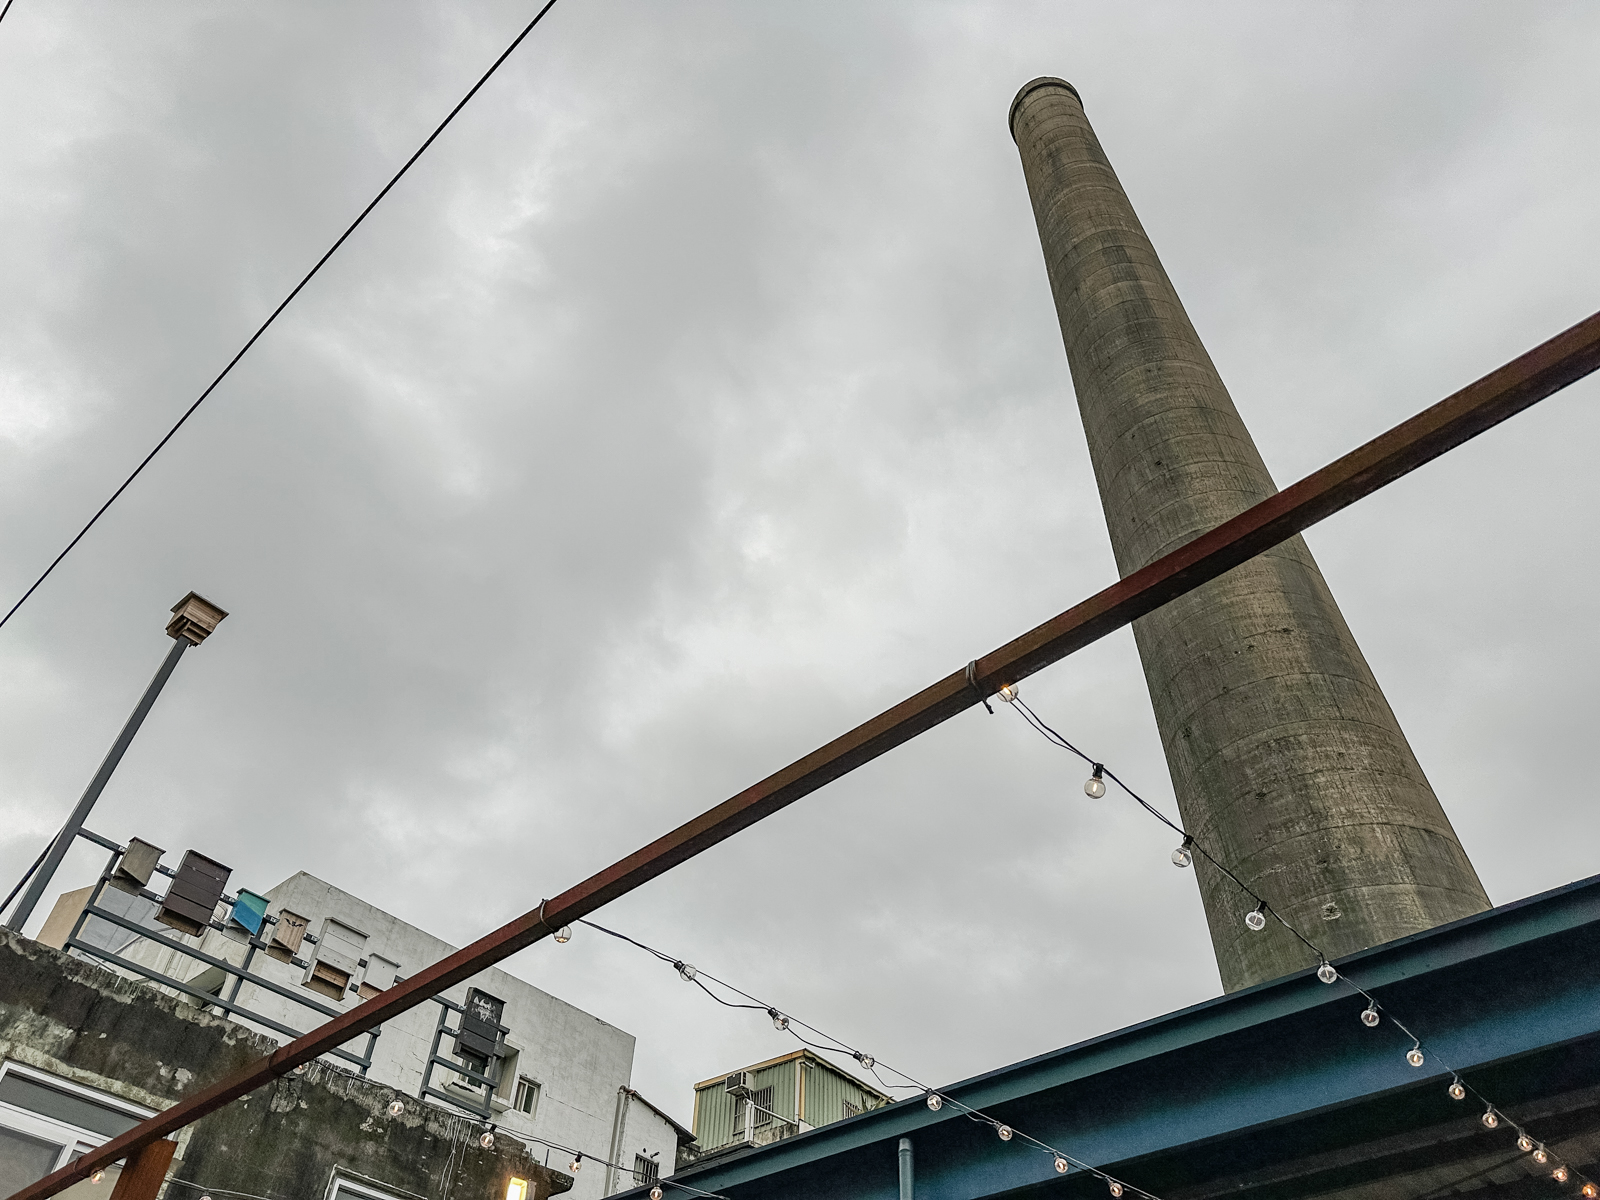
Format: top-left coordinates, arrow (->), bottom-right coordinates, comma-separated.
640,873 -> 1600,1200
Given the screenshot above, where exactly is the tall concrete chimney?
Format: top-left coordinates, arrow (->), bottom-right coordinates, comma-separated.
1009,78 -> 1489,991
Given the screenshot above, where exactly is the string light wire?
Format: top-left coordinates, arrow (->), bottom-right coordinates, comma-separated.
0,0 -> 562,635
576,919 -> 1160,1200
1001,690 -> 1594,1194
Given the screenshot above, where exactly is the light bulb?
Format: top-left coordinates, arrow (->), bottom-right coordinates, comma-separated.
1171,838 -> 1193,868
1317,963 -> 1338,985
997,1125 -> 1012,1141
1109,1182 -> 1124,1198
1482,1110 -> 1499,1129
1554,1167 -> 1569,1183
388,1100 -> 405,1116
998,684 -> 1019,704
1518,1136 -> 1534,1153
651,1189 -> 664,1200
1448,1082 -> 1465,1101
90,1173 -> 104,1185
1361,1005 -> 1381,1027
854,1052 -> 875,1070
1084,767 -> 1107,799
1581,1182 -> 1595,1198
1535,1148 -> 1550,1164
480,1131 -> 495,1149
926,1094 -> 943,1112
569,1157 -> 583,1173
554,926 -> 572,944
294,1063 -> 307,1074
676,962 -> 697,982
1407,1048 -> 1424,1067
1055,1158 -> 1069,1175
769,1009 -> 789,1032
1245,904 -> 1267,932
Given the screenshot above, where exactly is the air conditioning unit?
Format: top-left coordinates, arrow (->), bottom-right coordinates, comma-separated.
724,1071 -> 755,1098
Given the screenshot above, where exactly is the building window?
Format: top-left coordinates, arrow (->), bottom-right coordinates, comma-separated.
513,1078 -> 539,1116
0,1062 -> 153,1198
634,1155 -> 660,1186
325,1173 -> 412,1200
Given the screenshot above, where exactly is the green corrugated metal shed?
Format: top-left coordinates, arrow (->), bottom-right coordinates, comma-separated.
691,1049 -> 891,1153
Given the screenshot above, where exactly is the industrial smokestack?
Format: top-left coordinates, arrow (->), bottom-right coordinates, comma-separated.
1008,78 -> 1489,991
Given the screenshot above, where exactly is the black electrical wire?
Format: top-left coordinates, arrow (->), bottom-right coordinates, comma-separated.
0,0 -> 16,30
573,918 -> 1160,1198
0,0 -> 562,635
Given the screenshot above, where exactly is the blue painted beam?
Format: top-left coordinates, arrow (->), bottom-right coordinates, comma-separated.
641,874 -> 1600,1200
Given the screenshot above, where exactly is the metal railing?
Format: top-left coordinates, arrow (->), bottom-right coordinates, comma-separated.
49,826 -> 510,1123
59,828 -> 379,1074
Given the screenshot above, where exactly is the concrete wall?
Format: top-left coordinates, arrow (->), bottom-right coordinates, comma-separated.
0,930 -> 571,1200
1008,77 -> 1489,990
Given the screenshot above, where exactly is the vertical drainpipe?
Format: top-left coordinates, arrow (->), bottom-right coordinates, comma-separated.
605,1087 -> 631,1196
898,1138 -> 913,1200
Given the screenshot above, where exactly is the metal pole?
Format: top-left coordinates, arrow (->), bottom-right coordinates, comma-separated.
898,1137 -> 913,1200
4,636 -> 189,932
13,311 -> 1600,1200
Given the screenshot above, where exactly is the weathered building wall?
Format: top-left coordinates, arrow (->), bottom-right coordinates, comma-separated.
0,931 -> 571,1200
92,870 -> 664,1200
1008,77 -> 1490,991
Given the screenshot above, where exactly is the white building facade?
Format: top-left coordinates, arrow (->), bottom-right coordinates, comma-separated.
54,870 -> 685,1200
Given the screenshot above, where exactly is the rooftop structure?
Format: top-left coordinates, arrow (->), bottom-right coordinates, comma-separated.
689,1050 -> 890,1159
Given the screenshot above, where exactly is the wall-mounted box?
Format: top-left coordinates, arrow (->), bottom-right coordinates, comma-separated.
155,851 -> 231,938
110,839 -> 164,896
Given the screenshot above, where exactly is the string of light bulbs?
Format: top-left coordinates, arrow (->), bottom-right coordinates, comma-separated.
992,684 -> 1597,1198
568,918 -> 1161,1200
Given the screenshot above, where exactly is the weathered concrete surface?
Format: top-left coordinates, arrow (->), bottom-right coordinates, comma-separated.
0,932 -> 571,1200
1008,78 -> 1490,991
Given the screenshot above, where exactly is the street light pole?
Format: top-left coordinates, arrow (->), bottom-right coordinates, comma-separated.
2,592 -> 227,933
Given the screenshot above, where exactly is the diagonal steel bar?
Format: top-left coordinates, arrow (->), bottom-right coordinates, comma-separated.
12,308 -> 1599,1200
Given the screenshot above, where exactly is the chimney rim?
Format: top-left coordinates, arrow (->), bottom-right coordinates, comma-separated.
1009,76 -> 1082,141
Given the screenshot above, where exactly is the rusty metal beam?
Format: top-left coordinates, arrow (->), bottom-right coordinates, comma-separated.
104,1139 -> 175,1200
13,309 -> 1600,1200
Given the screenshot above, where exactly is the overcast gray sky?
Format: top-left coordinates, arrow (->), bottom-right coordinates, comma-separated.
1,1 -> 1597,1130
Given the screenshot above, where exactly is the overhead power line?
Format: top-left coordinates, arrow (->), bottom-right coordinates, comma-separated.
0,0 -> 562,634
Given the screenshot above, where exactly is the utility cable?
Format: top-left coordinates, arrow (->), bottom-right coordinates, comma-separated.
575,918 -> 1160,1199
0,0 -> 562,634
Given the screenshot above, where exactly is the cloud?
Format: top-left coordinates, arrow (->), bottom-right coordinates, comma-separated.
0,0 -> 1596,1123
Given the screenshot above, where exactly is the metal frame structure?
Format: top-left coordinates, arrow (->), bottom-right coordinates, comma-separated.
417,995 -> 512,1121
58,827 -> 379,1076
12,309 -> 1600,1200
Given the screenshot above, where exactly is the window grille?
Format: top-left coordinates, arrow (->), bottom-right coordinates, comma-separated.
634,1155 -> 660,1185
751,1086 -> 775,1126
842,1098 -> 861,1119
